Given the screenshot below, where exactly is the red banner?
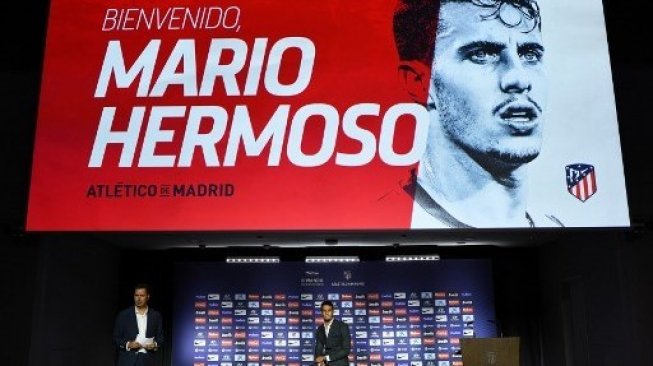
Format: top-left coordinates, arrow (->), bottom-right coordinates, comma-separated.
27,1 -> 423,230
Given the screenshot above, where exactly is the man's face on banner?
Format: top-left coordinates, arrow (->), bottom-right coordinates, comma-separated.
431,2 -> 546,166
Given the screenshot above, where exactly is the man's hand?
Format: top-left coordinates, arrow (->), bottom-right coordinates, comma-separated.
127,341 -> 142,350
144,342 -> 157,351
315,355 -> 326,366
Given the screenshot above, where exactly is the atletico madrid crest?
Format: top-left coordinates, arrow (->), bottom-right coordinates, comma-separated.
565,164 -> 597,202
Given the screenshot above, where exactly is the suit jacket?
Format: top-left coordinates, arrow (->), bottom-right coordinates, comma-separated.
314,319 -> 351,366
113,306 -> 164,366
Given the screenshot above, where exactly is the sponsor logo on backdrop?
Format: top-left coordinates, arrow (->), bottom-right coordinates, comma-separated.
181,267 -> 486,365
301,272 -> 324,287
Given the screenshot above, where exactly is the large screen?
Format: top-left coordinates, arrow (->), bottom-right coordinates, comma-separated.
173,260 -> 496,366
27,0 -> 629,230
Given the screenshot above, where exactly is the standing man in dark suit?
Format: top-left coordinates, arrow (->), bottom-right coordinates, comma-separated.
314,300 -> 351,366
113,284 -> 164,366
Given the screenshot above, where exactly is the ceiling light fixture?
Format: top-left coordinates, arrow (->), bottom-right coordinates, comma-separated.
385,254 -> 440,262
226,256 -> 280,264
305,256 -> 360,263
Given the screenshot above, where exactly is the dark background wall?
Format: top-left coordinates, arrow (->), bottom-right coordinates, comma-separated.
27,238 -> 120,366
1,1 -> 652,366
538,232 -> 653,366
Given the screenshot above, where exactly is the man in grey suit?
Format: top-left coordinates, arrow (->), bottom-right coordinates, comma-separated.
314,300 -> 351,366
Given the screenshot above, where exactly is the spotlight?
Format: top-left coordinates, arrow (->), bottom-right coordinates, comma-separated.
305,256 -> 360,263
385,254 -> 440,262
226,256 -> 280,263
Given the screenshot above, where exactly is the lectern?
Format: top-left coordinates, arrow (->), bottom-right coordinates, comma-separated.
460,337 -> 519,366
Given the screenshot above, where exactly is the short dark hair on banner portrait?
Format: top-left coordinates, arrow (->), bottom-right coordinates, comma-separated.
393,0 -> 542,63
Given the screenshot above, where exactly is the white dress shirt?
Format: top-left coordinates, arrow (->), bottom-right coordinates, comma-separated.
324,320 -> 332,361
125,307 -> 149,352
135,307 -> 148,353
